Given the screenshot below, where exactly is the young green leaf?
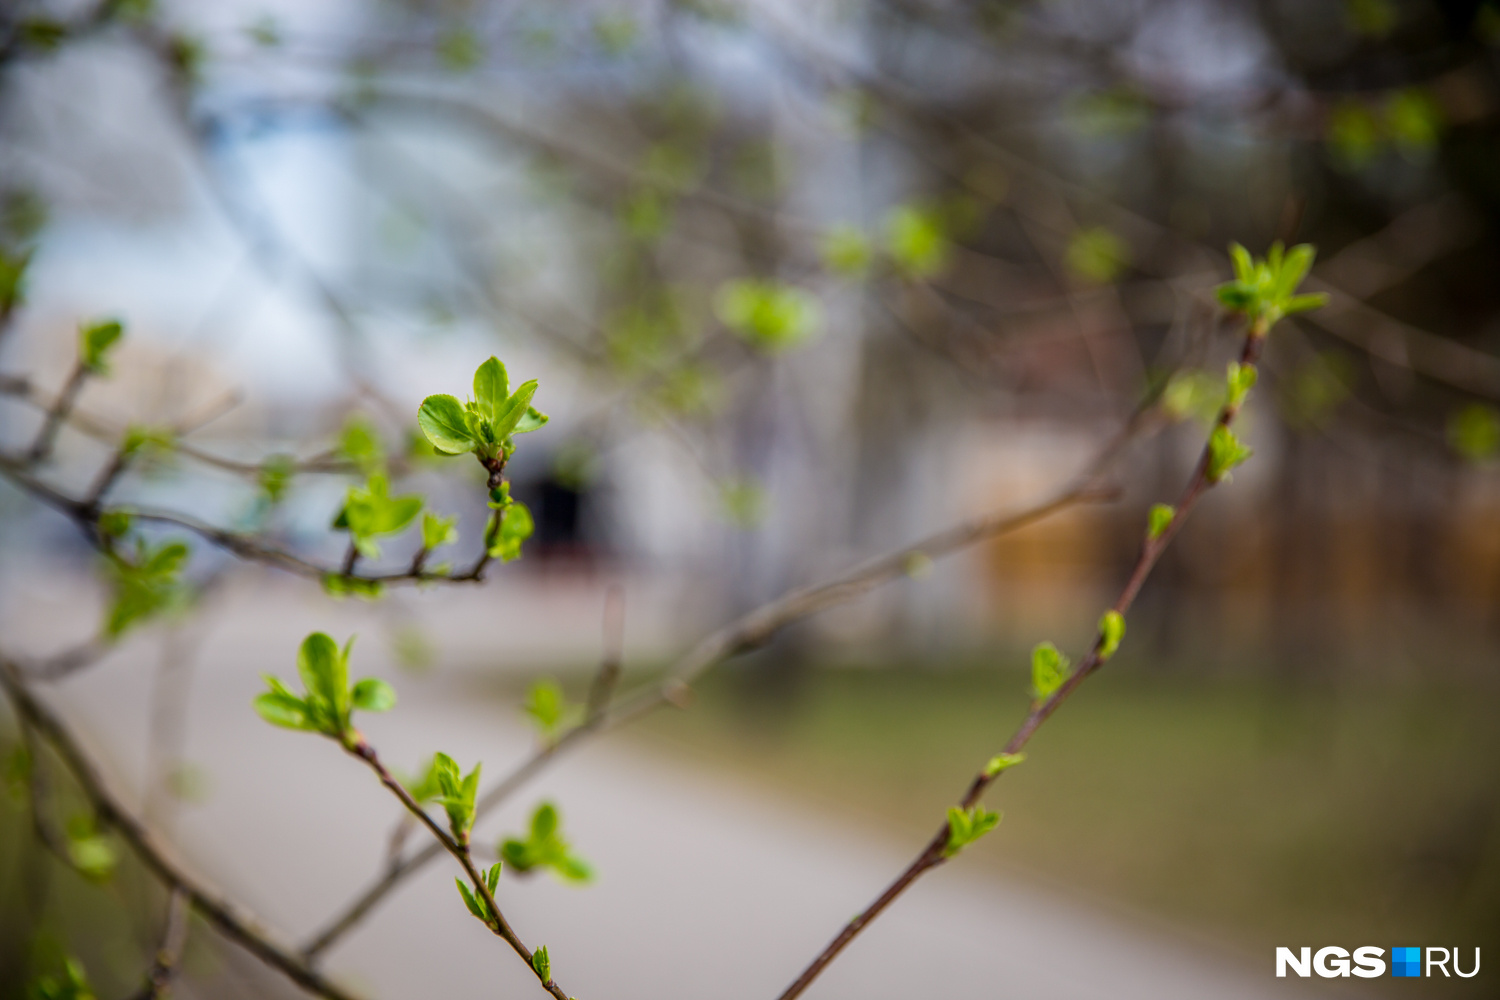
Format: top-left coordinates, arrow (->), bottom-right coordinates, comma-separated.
1282,293 -> 1330,316
29,957 -> 96,1000
338,474 -> 424,559
491,380 -> 539,440
432,752 -> 481,839
512,405 -> 549,435
1098,610 -> 1126,660
102,538 -> 190,638
456,878 -> 489,921
421,512 -> 459,551
350,677 -> 396,713
66,820 -> 117,882
1228,243 -> 1254,284
531,945 -> 551,982
943,805 -> 1001,858
257,454 -> 296,505
714,279 -> 822,352
490,501 -> 535,562
252,677 -> 318,731
297,632 -> 349,727
472,356 -> 509,423
1030,641 -> 1070,700
500,800 -> 594,883
418,394 -> 478,456
1225,361 -> 1258,409
1146,503 -> 1175,541
522,679 -> 582,740
1206,425 -> 1253,482
983,752 -> 1026,777
79,319 -> 123,375
338,414 -> 385,474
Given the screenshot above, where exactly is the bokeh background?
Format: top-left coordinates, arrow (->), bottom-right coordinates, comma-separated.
1,0 -> 1498,996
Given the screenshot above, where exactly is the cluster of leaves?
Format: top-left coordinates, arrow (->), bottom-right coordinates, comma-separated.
418,356 -> 548,462
333,474 -> 423,560
253,633 -> 395,745
102,535 -> 190,638
983,752 -> 1026,777
714,279 -> 822,353
1206,425 -> 1254,483
65,814 -> 116,881
1326,88 -> 1443,167
1146,503 -> 1175,541
485,483 -> 534,564
500,801 -> 593,883
1225,361 -> 1258,410
531,945 -> 552,983
943,805 -> 1001,858
456,861 -> 505,925
1097,610 -> 1126,661
78,320 -> 124,376
28,958 -> 95,1000
523,679 -> 584,743
1030,641 -> 1071,701
431,752 -> 482,841
1215,242 -> 1327,327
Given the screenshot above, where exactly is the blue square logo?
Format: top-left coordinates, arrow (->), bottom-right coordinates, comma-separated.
1391,947 -> 1422,977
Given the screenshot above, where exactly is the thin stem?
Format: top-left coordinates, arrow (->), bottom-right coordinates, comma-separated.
26,362 -> 88,464
774,319 -> 1269,1000
344,736 -> 569,1000
0,659 -> 361,1000
586,584 -> 626,722
132,888 -> 191,1000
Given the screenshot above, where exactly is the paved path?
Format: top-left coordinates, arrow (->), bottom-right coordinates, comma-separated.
7,574 -> 1341,999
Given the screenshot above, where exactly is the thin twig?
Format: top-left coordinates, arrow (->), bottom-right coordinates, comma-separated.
344,737 -> 569,1000
132,888 -> 191,1000
0,659 -> 363,1000
26,362 -> 88,464
586,585 -> 626,722
773,318 -> 1268,1000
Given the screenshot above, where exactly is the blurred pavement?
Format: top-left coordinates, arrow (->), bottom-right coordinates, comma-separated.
3,571 -> 1345,1000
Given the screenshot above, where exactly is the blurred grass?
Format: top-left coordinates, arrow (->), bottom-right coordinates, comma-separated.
629,653 -> 1500,990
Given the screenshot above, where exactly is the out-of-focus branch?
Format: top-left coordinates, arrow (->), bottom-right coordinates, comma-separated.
26,362 -> 88,464
0,658 -> 363,1000
132,888 -> 190,1000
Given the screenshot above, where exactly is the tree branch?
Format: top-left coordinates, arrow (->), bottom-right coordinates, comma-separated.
344,737 -> 570,1000
773,318 -> 1268,1000
0,658 -> 364,1000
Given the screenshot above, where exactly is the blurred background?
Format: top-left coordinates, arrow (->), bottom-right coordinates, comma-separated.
1,0 -> 1498,996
